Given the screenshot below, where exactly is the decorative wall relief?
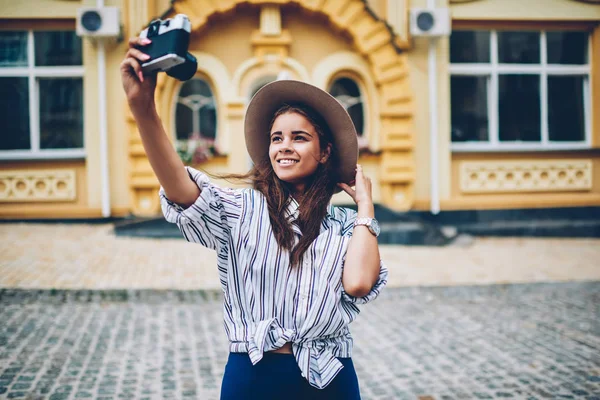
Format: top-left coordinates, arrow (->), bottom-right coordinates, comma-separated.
0,170 -> 76,202
128,0 -> 416,215
387,0 -> 410,49
460,160 -> 593,193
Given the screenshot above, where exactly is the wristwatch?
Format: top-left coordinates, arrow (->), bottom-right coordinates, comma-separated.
353,217 -> 380,237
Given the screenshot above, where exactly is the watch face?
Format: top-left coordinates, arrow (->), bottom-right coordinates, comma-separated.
369,219 -> 381,236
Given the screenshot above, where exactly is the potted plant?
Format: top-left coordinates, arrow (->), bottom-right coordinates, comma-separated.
176,132 -> 220,165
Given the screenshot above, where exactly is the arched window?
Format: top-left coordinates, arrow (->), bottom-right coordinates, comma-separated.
328,77 -> 364,136
249,75 -> 277,100
175,78 -> 217,141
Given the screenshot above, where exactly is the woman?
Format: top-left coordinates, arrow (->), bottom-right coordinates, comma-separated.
121,36 -> 388,400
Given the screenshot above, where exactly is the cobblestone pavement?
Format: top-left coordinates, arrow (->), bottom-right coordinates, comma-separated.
1,223 -> 600,290
0,283 -> 599,400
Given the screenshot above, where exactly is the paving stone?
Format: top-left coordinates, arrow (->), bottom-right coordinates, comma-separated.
1,283 -> 600,399
10,383 -> 31,390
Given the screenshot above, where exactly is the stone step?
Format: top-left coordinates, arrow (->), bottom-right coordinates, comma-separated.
113,206 -> 600,245
112,217 -> 456,246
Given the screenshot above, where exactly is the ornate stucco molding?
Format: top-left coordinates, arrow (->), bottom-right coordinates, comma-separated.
127,0 -> 416,214
0,170 -> 76,202
460,160 -> 593,194
260,5 -> 282,36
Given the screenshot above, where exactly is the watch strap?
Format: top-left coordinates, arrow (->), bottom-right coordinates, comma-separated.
353,217 -> 379,237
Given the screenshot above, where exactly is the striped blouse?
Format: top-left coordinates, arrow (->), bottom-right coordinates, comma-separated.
160,167 -> 388,389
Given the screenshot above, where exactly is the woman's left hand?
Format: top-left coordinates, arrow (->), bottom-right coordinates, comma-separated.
337,164 -> 373,207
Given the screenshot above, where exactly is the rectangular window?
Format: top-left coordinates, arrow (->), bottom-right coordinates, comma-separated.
450,29 -> 591,151
0,30 -> 84,159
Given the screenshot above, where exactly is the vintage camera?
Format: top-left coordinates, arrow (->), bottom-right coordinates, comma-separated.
139,14 -> 197,81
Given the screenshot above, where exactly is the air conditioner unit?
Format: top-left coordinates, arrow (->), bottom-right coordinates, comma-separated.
409,8 -> 451,37
76,7 -> 120,37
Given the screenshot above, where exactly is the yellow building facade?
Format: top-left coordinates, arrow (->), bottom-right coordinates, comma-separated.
1,0 -> 599,219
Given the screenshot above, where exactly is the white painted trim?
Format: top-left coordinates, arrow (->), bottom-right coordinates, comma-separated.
33,77 -> 40,152
489,30 -> 498,146
427,0 -> 439,215
450,64 -> 589,75
27,31 -> 38,152
0,68 -> 30,76
98,41 -> 110,218
429,38 -> 440,215
540,31 -> 549,146
0,149 -> 86,160
451,142 -> 590,152
0,67 -> 85,77
32,67 -> 85,77
95,0 -> 110,217
583,76 -> 592,148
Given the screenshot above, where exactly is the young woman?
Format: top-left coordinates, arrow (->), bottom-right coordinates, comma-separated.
121,36 -> 388,400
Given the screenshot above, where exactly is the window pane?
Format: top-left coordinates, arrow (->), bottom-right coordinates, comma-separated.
250,76 -> 276,98
0,31 -> 28,67
0,78 -> 30,150
498,31 -> 540,64
547,31 -> 588,65
34,31 -> 82,66
176,78 -> 217,140
450,31 -> 490,63
175,106 -> 194,140
39,78 -> 84,149
499,75 -> 540,142
329,77 -> 364,136
450,76 -> 489,142
548,76 -> 585,142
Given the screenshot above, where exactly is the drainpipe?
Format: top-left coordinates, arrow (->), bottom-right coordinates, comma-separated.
97,0 -> 111,217
427,0 -> 440,215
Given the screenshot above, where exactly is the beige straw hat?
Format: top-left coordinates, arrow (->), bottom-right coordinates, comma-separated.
244,80 -> 358,187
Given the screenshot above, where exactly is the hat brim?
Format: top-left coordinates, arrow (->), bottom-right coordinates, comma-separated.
244,80 -> 358,192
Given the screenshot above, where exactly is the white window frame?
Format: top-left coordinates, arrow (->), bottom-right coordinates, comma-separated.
0,30 -> 85,160
450,29 -> 592,152
328,75 -> 366,137
172,76 -> 218,142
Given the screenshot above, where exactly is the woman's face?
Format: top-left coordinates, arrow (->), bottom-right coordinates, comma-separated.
268,112 -> 330,194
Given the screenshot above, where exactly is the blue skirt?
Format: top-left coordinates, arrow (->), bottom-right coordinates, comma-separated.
220,352 -> 361,400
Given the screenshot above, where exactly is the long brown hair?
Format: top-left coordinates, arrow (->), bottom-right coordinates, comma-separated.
216,103 -> 340,267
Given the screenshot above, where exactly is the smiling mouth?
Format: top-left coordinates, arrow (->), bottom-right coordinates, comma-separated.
277,159 -> 299,165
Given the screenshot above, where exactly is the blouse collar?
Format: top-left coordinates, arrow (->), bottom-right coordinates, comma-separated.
285,197 -> 336,221
284,197 -> 337,236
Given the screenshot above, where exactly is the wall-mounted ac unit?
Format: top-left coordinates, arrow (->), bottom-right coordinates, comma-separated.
409,8 -> 451,37
76,7 -> 120,37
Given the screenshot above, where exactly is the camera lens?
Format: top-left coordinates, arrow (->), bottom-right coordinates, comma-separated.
147,20 -> 161,37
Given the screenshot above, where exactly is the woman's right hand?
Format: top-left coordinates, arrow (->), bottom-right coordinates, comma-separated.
120,37 -> 157,114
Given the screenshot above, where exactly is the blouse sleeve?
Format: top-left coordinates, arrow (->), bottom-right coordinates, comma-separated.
339,207 -> 389,305
159,166 -> 243,251
341,259 -> 388,305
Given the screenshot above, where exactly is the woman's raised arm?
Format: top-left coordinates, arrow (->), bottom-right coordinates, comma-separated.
120,37 -> 200,208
